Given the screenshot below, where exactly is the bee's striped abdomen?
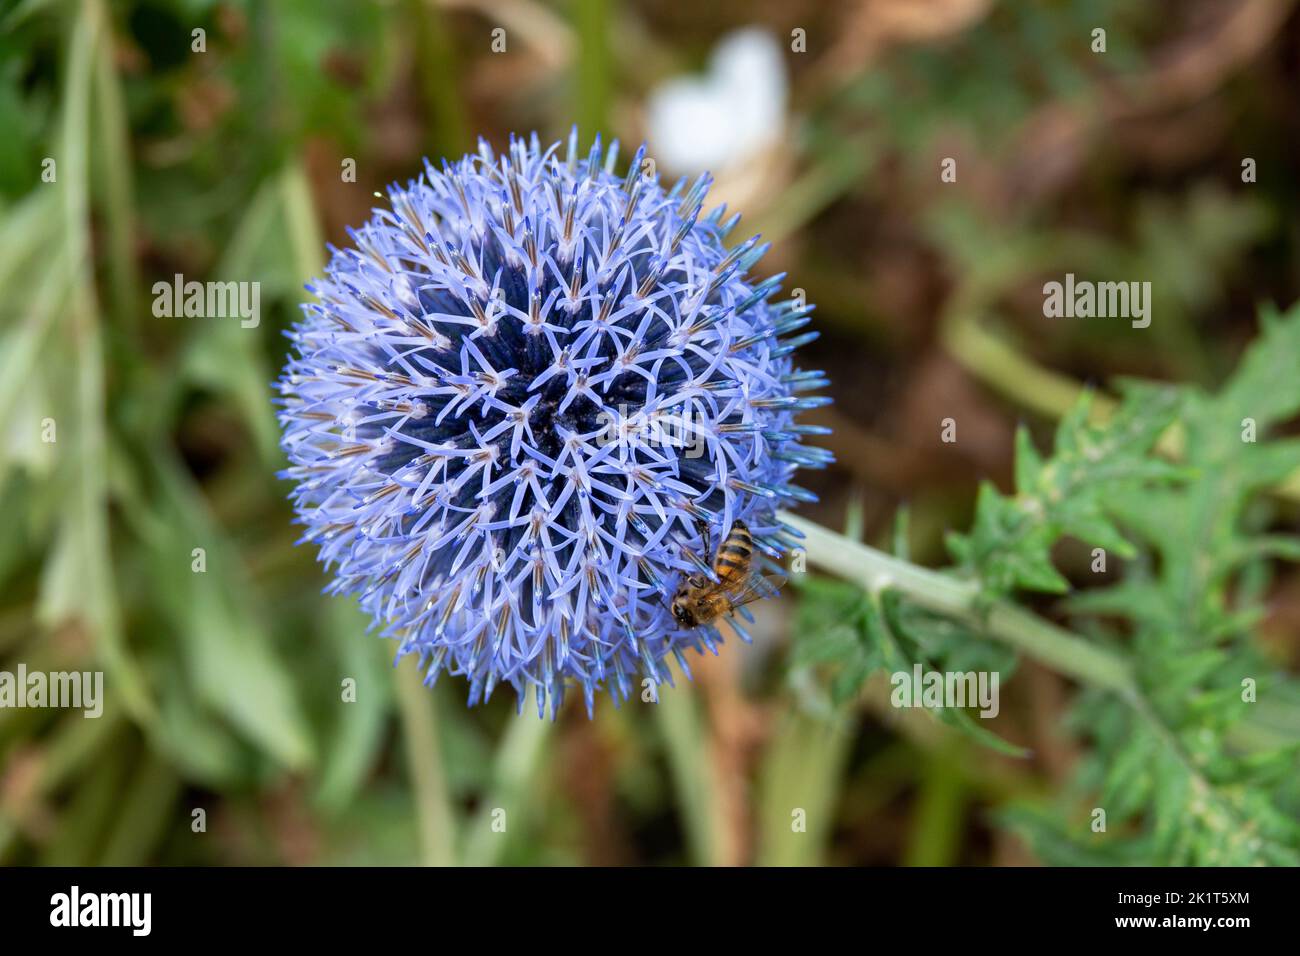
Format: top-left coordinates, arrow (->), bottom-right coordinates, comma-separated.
713,520 -> 754,587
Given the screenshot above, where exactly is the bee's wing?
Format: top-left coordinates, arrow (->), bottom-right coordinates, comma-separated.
724,570 -> 787,608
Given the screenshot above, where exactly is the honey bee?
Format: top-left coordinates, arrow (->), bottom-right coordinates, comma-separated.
670,519 -> 786,629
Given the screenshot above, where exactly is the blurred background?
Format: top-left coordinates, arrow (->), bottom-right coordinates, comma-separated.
1,0 -> 1298,866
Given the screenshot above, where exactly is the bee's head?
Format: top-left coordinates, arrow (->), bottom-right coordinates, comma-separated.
670,596 -> 696,629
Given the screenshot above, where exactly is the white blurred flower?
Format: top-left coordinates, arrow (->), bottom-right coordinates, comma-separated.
647,27 -> 787,176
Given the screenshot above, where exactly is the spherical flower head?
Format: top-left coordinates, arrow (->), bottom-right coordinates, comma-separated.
277,130 -> 832,716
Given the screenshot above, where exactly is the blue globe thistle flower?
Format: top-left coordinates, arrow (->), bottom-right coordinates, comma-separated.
277,131 -> 831,716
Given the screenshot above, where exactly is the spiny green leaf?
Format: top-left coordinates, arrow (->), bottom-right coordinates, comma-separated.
949,385 -> 1181,599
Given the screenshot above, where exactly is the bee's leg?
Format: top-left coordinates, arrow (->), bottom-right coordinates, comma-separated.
695,516 -> 711,561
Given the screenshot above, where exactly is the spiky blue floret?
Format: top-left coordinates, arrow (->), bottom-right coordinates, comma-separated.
276,130 -> 832,715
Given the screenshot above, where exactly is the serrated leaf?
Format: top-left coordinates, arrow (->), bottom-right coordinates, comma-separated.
1014,425 -> 1044,492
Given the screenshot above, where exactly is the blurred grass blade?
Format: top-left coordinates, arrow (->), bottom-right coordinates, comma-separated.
91,0 -> 139,330
281,160 -> 325,278
903,744 -> 966,867
183,176 -> 285,463
314,603 -> 395,813
97,751 -> 183,866
142,453 -> 316,771
573,0 -> 611,135
396,657 -> 457,865
461,688 -> 552,866
60,0 -> 155,724
411,0 -> 467,156
755,710 -> 853,866
654,682 -> 726,866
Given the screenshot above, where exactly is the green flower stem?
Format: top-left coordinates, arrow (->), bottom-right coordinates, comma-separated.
779,512 -> 1136,694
